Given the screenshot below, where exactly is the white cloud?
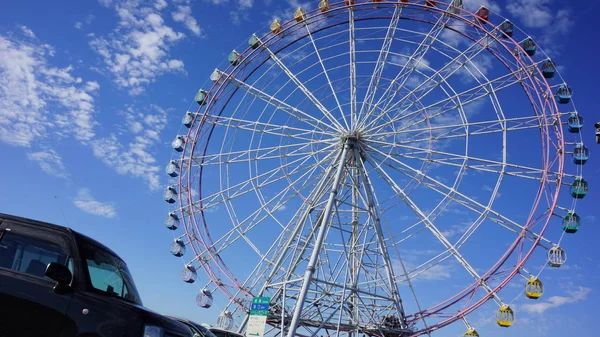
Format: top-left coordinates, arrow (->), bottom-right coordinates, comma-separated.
239,0 -> 254,8
464,0 -> 501,13
74,188 -> 117,218
441,222 -> 471,239
482,184 -> 501,198
89,1 -> 186,94
27,149 -> 69,179
91,105 -> 167,190
389,54 -> 431,72
507,0 -> 553,28
172,5 -> 202,36
0,34 -> 98,147
521,287 -> 591,314
394,258 -> 453,281
155,0 -> 168,10
74,15 -> 96,30
19,26 -> 36,39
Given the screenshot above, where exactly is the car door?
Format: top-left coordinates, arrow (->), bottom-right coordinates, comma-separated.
0,220 -> 74,337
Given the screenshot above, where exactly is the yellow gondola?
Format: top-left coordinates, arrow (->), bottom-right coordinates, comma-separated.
496,305 -> 515,327
294,8 -> 306,22
525,277 -> 544,299
464,328 -> 479,337
319,0 -> 331,13
270,19 -> 282,35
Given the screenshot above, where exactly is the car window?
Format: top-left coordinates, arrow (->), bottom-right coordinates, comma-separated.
80,243 -> 142,305
192,324 -> 217,337
0,231 -> 69,279
209,330 -> 228,337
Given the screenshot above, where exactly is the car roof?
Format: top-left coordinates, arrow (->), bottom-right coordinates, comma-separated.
0,212 -> 121,258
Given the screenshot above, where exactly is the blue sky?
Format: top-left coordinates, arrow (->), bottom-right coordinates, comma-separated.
1,0 -> 599,336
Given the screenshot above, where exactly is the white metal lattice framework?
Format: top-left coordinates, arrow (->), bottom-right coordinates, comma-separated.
165,1 -> 586,336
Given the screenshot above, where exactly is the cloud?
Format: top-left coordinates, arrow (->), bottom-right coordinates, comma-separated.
507,0 -> 553,28
91,105 -> 167,190
19,26 -> 36,39
0,34 -> 98,147
393,252 -> 454,281
172,6 -> 203,36
28,150 -> 69,179
89,1 -> 186,94
521,287 -> 591,314
482,184 -> 501,198
74,15 -> 96,30
440,222 -> 471,239
74,188 -> 117,218
239,0 -> 254,9
464,0 -> 501,13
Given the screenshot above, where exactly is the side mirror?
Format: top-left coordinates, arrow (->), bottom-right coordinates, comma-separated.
45,262 -> 72,284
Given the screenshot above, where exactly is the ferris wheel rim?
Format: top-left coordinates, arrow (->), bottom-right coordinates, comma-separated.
167,1 -> 580,335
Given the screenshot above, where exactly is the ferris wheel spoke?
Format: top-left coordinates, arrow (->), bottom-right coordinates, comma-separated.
370,114 -> 563,143
365,62 -> 534,135
203,114 -> 335,141
195,140 -> 334,167
362,3 -> 453,129
303,20 -> 349,130
369,138 -> 563,181
362,29 -> 502,133
361,151 -> 501,304
365,145 -> 553,247
204,114 -> 333,140
247,151 -> 344,299
228,75 -> 337,133
357,4 -> 403,127
257,41 -> 346,132
194,147 -> 334,212
349,7 -> 357,129
208,153 -> 336,259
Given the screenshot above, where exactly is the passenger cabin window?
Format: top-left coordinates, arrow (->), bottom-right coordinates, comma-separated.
0,231 -> 68,279
80,243 -> 142,305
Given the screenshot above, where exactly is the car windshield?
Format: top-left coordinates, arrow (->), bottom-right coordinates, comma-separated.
80,240 -> 142,305
188,323 -> 218,337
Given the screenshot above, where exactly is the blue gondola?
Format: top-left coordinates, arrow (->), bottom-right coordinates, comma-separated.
170,239 -> 186,257
573,144 -> 590,165
522,38 -> 536,56
172,135 -> 185,152
228,50 -> 241,66
195,90 -> 207,105
164,186 -> 178,204
541,60 -> 555,79
562,212 -> 581,234
182,112 -> 194,128
570,178 -> 588,199
166,160 -> 180,177
557,84 -> 572,104
568,113 -> 583,133
165,212 -> 180,230
500,21 -> 514,38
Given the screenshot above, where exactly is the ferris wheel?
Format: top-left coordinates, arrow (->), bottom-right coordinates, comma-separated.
164,1 -> 589,336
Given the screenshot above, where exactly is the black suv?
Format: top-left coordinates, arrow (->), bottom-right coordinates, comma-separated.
0,213 -> 192,337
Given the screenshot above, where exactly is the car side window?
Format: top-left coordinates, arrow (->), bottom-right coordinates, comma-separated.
0,231 -> 68,279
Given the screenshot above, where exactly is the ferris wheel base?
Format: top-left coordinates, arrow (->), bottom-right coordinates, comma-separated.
266,317 -> 413,337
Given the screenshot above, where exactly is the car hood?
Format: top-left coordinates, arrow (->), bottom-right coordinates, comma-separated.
129,302 -> 192,336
